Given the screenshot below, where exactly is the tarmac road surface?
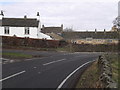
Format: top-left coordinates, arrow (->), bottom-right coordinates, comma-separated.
1,49 -> 100,88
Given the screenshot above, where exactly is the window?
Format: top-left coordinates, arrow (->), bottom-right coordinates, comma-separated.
4,27 -> 9,34
97,39 -> 101,41
25,27 -> 30,35
86,38 -> 93,41
107,39 -> 113,42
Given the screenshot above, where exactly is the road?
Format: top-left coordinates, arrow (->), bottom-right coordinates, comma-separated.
1,50 -> 100,88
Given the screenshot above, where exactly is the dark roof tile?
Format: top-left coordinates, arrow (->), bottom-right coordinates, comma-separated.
2,18 -> 39,27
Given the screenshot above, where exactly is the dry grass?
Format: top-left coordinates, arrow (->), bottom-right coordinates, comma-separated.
105,53 -> 119,88
76,61 -> 100,88
2,52 -> 33,59
76,53 -> 119,88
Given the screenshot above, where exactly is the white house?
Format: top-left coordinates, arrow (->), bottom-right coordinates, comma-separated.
0,11 -> 52,40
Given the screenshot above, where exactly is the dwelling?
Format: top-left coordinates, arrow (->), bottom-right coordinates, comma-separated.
41,24 -> 63,34
0,11 -> 52,40
62,30 -> 119,44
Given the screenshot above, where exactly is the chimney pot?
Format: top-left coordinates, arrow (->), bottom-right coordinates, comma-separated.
0,10 -> 4,16
24,15 -> 27,18
37,12 -> 40,16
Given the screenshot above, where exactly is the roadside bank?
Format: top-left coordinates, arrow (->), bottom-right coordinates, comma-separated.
76,53 -> 119,89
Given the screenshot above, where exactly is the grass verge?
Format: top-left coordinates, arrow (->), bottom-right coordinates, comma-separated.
76,61 -> 99,88
2,52 -> 33,59
105,53 -> 119,88
76,53 -> 119,88
3,45 -> 57,51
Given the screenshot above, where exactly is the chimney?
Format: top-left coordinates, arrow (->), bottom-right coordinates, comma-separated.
104,29 -> 106,34
37,12 -> 40,21
37,12 -> 41,38
95,28 -> 97,33
0,10 -> 4,20
37,12 -> 39,16
24,15 -> 27,18
42,25 -> 44,28
0,11 -> 4,16
61,24 -> 63,31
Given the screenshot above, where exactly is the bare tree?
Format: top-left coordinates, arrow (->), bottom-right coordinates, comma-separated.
64,27 -> 73,32
63,27 -> 74,52
113,17 -> 120,30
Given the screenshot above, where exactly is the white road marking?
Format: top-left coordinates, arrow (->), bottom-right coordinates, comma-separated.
64,54 -> 68,55
75,56 -> 82,57
1,58 -> 14,61
25,57 -> 48,61
1,58 -> 10,61
43,59 -> 66,66
38,72 -> 41,74
0,70 -> 26,82
33,67 -> 37,68
25,58 -> 39,61
56,60 -> 95,90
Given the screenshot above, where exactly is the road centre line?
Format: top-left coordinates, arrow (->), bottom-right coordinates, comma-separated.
1,58 -> 10,61
25,56 -> 52,61
43,59 -> 66,66
0,70 -> 26,82
56,60 -> 95,90
33,67 -> 37,68
25,58 -> 42,61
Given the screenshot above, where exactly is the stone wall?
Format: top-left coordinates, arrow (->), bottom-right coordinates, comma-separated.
72,44 -> 118,52
98,55 -> 117,88
1,36 -> 119,52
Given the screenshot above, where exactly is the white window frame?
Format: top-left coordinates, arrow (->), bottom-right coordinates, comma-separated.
4,27 -> 9,34
25,27 -> 30,35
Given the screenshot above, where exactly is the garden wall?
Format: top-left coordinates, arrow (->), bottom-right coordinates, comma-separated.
1,36 -> 67,48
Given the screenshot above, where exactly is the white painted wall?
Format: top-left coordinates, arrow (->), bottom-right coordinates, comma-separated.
0,26 -> 52,40
0,27 -> 4,36
0,15 -> 3,20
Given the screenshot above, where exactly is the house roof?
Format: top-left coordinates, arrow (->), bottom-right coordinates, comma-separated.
2,18 -> 39,27
62,31 -> 119,39
46,33 -> 63,40
41,27 -> 63,34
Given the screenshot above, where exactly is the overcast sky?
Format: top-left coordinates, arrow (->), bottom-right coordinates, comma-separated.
0,0 -> 119,31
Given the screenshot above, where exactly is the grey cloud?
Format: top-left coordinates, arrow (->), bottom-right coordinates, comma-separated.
1,1 -> 118,30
